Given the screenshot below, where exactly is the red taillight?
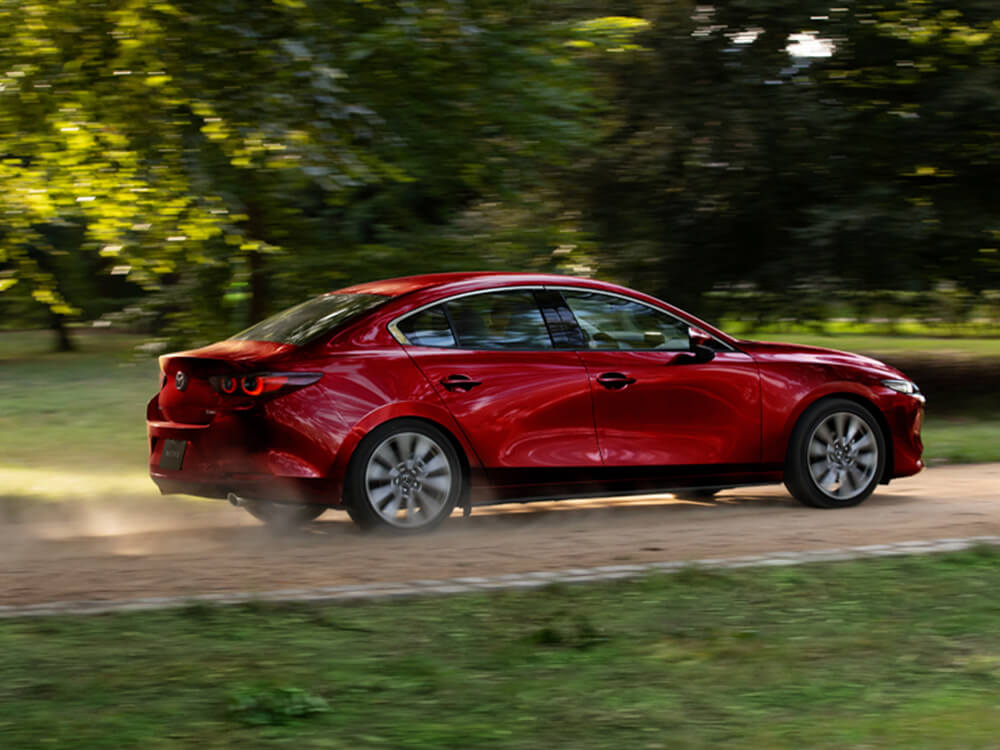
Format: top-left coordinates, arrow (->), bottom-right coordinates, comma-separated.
210,372 -> 321,398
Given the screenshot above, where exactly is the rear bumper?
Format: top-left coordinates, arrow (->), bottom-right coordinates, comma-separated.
146,395 -> 339,505
150,475 -> 336,504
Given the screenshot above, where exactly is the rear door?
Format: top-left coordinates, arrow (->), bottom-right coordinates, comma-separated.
395,289 -> 601,483
559,289 -> 761,468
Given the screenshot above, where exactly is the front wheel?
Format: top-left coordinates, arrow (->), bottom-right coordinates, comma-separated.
785,399 -> 886,509
345,420 -> 462,532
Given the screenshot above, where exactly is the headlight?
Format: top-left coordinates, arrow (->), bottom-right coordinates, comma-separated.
882,379 -> 919,396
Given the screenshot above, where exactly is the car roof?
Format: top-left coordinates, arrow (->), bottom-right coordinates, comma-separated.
331,272 -> 738,348
334,271 -> 612,298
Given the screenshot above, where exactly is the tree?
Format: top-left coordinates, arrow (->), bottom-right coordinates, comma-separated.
1,0 -> 621,345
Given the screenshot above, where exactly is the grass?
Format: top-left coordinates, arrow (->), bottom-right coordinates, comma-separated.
3,328 -> 999,493
5,549 -> 1000,747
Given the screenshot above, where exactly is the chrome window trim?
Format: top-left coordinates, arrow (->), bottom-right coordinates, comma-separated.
387,284 -> 735,353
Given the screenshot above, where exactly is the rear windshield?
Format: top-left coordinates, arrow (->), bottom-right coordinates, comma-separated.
230,293 -> 387,346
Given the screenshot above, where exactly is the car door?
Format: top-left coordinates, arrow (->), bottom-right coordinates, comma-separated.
559,289 -> 761,469
394,288 -> 602,484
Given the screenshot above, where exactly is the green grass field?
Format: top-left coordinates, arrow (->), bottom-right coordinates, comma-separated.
5,548 -> 1000,748
2,328 -> 998,503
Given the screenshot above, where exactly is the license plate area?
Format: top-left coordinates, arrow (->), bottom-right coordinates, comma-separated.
159,439 -> 187,471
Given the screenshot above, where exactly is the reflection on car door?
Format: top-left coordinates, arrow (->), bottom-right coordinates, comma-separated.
396,289 -> 602,484
560,290 -> 762,470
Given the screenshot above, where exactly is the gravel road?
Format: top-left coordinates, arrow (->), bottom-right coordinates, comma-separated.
2,464 -> 998,608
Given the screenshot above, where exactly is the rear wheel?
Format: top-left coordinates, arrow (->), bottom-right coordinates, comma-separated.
785,399 -> 885,509
345,420 -> 461,532
242,500 -> 326,528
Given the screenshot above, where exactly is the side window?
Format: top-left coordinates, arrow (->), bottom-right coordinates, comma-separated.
446,291 -> 553,350
561,291 -> 690,351
396,305 -> 456,348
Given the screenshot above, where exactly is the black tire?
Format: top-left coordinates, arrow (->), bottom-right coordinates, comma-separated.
344,419 -> 462,533
784,398 -> 886,509
242,500 -> 326,528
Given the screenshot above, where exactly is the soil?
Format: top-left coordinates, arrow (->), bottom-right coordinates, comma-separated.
2,463 -> 998,608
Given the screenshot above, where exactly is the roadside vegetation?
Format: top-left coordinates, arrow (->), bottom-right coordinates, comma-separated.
4,547 -> 1000,748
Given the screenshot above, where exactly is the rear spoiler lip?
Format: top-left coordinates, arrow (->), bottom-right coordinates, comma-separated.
158,339 -> 298,372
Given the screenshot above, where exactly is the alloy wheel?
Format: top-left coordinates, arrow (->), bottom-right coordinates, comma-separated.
364,431 -> 454,528
806,411 -> 879,500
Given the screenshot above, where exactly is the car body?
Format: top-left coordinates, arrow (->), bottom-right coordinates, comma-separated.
147,272 -> 925,530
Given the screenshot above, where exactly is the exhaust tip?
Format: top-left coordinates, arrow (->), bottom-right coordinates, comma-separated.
227,492 -> 245,508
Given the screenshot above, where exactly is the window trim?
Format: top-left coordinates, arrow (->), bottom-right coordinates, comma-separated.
388,285 -> 735,353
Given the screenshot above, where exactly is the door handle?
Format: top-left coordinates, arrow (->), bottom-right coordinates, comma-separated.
440,374 -> 482,392
596,372 -> 636,390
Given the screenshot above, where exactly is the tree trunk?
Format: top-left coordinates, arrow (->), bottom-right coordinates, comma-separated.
247,250 -> 270,324
50,311 -> 75,352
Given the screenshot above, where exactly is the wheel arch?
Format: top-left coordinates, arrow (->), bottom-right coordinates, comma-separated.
785,392 -> 894,483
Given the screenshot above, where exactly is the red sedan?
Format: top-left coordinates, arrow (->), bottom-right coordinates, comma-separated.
147,272 -> 925,531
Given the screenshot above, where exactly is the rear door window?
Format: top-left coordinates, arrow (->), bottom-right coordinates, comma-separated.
445,291 -> 553,350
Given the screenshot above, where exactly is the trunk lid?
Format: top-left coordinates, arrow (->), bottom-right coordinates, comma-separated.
157,340 -> 297,424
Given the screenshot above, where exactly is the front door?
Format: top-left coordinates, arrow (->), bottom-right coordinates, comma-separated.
561,290 -> 761,468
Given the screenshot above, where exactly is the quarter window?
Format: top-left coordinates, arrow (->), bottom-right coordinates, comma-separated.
561,291 -> 690,351
396,305 -> 456,348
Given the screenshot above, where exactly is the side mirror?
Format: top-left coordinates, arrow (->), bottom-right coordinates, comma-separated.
674,327 -> 715,365
688,327 -> 712,349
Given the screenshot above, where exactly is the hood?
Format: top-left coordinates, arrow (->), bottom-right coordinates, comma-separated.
738,340 -> 907,379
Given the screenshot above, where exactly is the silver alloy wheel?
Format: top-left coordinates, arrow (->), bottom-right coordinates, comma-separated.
806,411 -> 879,500
364,431 -> 454,528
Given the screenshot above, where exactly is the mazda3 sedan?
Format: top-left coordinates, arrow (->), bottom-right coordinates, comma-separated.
147,272 -> 925,531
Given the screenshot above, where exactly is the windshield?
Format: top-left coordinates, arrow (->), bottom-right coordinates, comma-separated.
230,293 -> 388,346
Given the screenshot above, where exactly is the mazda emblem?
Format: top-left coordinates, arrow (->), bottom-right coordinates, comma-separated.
175,371 -> 189,392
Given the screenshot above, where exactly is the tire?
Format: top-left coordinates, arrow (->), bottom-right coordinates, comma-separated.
242,500 -> 326,528
344,419 -> 462,533
784,398 -> 886,509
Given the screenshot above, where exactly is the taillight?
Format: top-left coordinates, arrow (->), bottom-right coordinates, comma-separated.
241,375 -> 264,396
209,372 -> 321,398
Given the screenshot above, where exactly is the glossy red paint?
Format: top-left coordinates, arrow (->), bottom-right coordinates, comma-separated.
577,349 -> 761,467
147,272 -> 924,519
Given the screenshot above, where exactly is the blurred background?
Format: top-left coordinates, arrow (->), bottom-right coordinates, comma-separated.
3,5 -> 1000,747
2,0 -> 998,486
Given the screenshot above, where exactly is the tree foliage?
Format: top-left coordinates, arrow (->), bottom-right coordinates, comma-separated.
1,0 -> 998,344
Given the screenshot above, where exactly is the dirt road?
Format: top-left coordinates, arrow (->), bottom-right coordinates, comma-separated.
2,464 -> 998,608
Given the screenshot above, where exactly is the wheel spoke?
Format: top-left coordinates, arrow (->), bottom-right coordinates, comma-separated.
844,415 -> 861,442
418,489 -> 443,516
833,413 -> 847,440
809,440 -> 828,459
815,422 -> 835,445
368,483 -> 394,506
851,433 -> 873,452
